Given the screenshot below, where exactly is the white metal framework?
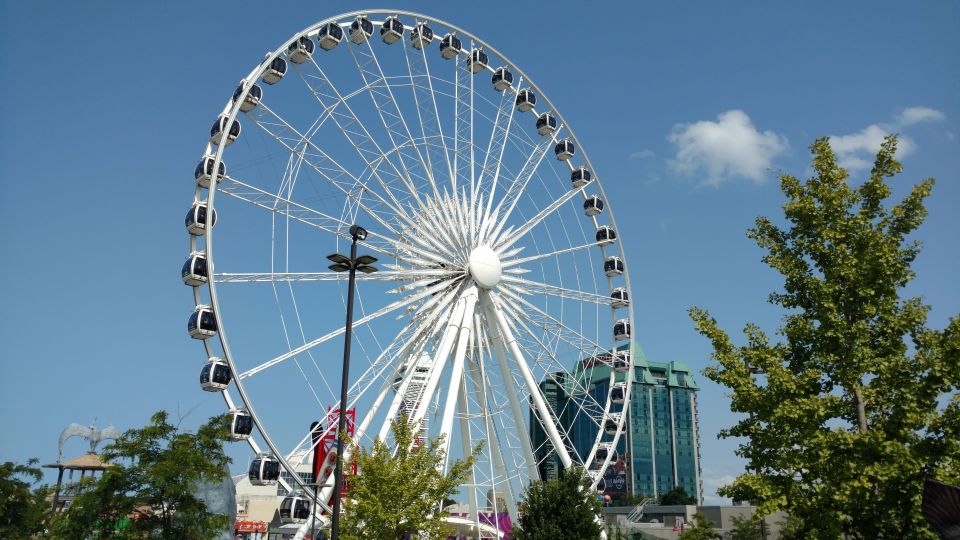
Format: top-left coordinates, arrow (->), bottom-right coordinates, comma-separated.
183,10 -> 636,538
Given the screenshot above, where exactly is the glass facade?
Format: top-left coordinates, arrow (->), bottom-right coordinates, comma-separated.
529,346 -> 702,503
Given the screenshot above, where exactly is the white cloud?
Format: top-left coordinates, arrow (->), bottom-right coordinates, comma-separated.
829,124 -> 915,171
829,106 -> 943,171
667,110 -> 788,186
700,469 -> 737,505
897,106 -> 945,126
630,149 -> 656,160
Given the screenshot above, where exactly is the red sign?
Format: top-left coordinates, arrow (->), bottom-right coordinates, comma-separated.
235,520 -> 267,533
314,408 -> 357,503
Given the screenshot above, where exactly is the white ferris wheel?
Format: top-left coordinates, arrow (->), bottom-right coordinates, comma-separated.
183,9 -> 636,538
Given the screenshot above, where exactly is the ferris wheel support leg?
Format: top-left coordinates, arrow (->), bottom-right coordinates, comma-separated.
456,374 -> 481,539
407,286 -> 471,435
485,291 -> 573,469
374,288 -> 461,442
480,300 -> 541,482
467,346 -> 520,523
437,286 -> 478,470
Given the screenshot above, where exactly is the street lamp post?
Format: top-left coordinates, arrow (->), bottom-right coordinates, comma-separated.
327,224 -> 377,540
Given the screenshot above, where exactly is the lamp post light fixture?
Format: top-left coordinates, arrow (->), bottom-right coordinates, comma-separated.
327,224 -> 377,540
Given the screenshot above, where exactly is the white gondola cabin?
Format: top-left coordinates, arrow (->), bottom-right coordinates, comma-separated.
229,409 -> 253,440
515,88 -> 536,112
349,15 -> 374,44
232,83 -> 262,113
604,413 -> 622,435
468,48 -> 488,74
596,225 -> 617,246
262,57 -> 288,84
611,382 -> 627,404
248,454 -> 280,486
492,67 -> 513,91
185,202 -> 216,236
594,442 -> 618,466
286,37 -> 314,64
317,22 -> 344,51
194,156 -> 225,188
536,112 -> 557,136
411,22 -> 433,49
555,139 -> 575,161
604,256 -> 624,277
439,33 -> 461,59
279,494 -> 311,523
584,196 -> 604,217
610,287 -> 629,308
209,115 -> 240,147
200,357 -> 231,392
380,16 -> 404,44
613,350 -> 630,372
188,304 -> 217,339
571,166 -> 592,188
181,252 -> 208,286
614,319 -> 631,341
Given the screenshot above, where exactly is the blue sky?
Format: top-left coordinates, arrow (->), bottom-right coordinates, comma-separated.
1,1 -> 957,504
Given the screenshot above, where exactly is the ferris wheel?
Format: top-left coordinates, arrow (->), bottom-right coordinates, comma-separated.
183,10 -> 636,537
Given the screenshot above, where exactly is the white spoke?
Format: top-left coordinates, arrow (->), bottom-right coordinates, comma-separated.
240,279 -> 451,379
501,275 -> 613,305
483,135 -> 556,245
218,175 -> 447,267
245,100 -> 414,232
293,57 -> 422,221
351,36 -> 439,200
502,241 -> 602,268
214,270 -> 454,284
497,284 -> 609,355
477,76 -> 521,243
494,184 -> 585,252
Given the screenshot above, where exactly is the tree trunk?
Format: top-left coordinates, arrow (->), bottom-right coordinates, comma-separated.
853,385 -> 868,433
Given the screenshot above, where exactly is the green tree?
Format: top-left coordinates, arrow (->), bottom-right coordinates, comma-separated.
0,458 -> 51,538
774,515 -> 807,540
724,514 -> 763,540
690,136 -> 960,539
513,467 -> 603,540
659,485 -> 697,506
340,415 -> 479,540
678,513 -> 721,540
51,411 -> 232,539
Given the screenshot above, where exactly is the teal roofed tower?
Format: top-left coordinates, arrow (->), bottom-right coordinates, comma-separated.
531,342 -> 702,503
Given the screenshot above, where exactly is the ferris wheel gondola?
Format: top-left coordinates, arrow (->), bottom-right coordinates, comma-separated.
200,357 -> 232,391
249,453 -> 281,486
262,57 -> 288,84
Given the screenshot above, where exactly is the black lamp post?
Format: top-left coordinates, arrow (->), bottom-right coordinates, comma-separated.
327,224 -> 377,540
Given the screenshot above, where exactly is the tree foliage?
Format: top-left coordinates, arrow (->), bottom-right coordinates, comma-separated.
513,467 -> 603,540
724,514 -> 763,540
340,415 -> 478,540
659,485 -> 697,506
678,513 -> 721,540
0,458 -> 51,538
51,411 -> 232,539
690,136 -> 960,539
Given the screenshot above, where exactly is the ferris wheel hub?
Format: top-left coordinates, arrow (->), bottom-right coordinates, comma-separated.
467,245 -> 502,289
